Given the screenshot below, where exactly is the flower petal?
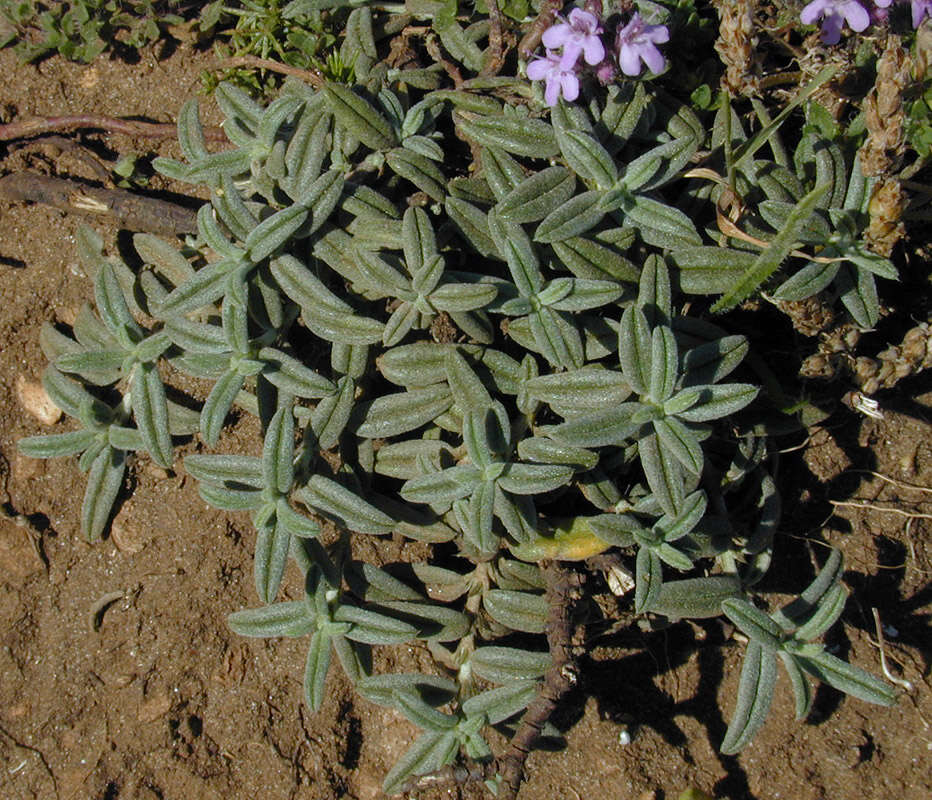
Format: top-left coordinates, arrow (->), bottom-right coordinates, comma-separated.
582,37 -> 606,65
800,0 -> 828,24
640,44 -> 666,75
843,0 -> 870,31
561,72 -> 580,102
526,58 -> 550,80
542,23 -> 570,49
619,46 -> 642,76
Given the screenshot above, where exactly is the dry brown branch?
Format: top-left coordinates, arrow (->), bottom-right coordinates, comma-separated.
0,172 -> 198,236
480,0 -> 507,77
0,115 -> 226,143
496,560 -> 584,800
214,55 -> 325,89
829,499 -> 932,520
518,0 -> 564,60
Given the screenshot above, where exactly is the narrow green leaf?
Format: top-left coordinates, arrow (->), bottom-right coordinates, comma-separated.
712,183 -> 831,313
297,476 -> 395,535
534,191 -> 605,243
228,600 -> 315,638
635,546 -> 662,614
131,362 -> 172,468
445,197 -> 496,256
324,82 -> 397,151
401,464 -> 480,505
259,347 -> 336,398
386,147 -> 446,202
262,407 -> 294,495
722,598 -> 784,649
456,112 -> 558,158
183,453 -> 263,488
81,446 -> 126,541
639,430 -> 684,517
773,549 -> 844,632
654,416 -> 703,476
559,129 -> 618,187
199,369 -> 244,446
720,641 -> 777,754
444,348 -> 491,411
618,306 -> 652,396
676,383 -> 758,423
795,651 -> 896,706
304,630 -> 332,711
382,730 -> 458,796
254,515 -> 291,603
497,463 -> 574,495
154,258 -> 236,319
543,402 -> 641,447
524,366 -> 630,410
198,482 -> 263,511
484,590 -> 548,633
335,605 -> 419,644
623,195 -> 702,249
311,376 -> 355,451
19,429 -> 98,459
648,575 -> 742,619
245,203 -> 308,263
551,236 -> 639,283
496,166 -> 576,223
354,384 -> 454,438
469,646 -> 552,684
402,206 -> 437,274
779,651 -> 814,720
649,325 -> 677,402
673,247 -> 758,295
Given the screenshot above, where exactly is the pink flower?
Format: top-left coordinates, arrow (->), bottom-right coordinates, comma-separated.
800,0 -> 870,44
542,8 -> 605,70
912,0 -> 932,26
527,50 -> 581,106
615,13 -> 669,77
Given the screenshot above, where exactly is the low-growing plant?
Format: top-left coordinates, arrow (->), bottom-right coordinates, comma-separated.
18,0 -> 902,795
0,0 -> 189,62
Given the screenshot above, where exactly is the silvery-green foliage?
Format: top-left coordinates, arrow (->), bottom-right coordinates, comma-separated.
17,32 -> 897,790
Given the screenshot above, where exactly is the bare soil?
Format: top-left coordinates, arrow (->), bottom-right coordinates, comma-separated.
0,45 -> 930,800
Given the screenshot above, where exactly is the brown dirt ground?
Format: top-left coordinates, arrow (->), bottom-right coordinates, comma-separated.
0,44 -> 930,800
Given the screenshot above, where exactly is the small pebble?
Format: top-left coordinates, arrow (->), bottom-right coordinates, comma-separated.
16,375 -> 62,425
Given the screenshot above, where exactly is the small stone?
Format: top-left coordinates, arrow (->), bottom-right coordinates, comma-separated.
15,375 -> 62,425
78,64 -> 100,89
0,518 -> 44,582
12,450 -> 44,481
145,465 -> 170,480
57,307 -> 78,326
110,504 -> 146,554
137,690 -> 172,722
5,701 -> 30,719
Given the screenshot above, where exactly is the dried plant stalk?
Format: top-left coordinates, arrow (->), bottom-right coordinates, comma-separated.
859,37 -> 911,177
713,0 -> 759,96
866,178 -> 907,257
854,323 -> 932,395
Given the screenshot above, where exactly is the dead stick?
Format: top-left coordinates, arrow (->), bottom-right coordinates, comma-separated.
518,0 -> 564,61
0,172 -> 198,236
480,0 -> 506,77
216,55 -> 325,89
496,560 -> 582,799
0,115 -> 226,143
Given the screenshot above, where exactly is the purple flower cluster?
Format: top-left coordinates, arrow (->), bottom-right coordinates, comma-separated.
801,0 -> 932,44
527,7 -> 669,107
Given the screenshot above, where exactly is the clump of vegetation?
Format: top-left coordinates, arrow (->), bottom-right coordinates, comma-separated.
16,0 -> 920,796
0,0 -> 190,61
